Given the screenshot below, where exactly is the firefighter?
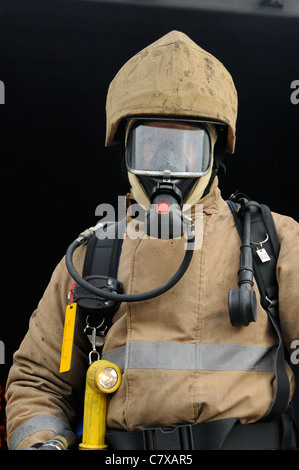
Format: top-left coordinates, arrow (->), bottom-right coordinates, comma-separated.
5,30 -> 299,450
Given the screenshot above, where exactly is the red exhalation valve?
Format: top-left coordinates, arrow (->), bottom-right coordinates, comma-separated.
156,202 -> 170,215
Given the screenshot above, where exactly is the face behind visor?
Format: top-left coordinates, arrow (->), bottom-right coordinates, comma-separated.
125,118 -> 216,210
126,119 -> 212,179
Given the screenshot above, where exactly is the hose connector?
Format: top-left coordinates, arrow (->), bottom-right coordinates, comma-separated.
77,222 -> 104,244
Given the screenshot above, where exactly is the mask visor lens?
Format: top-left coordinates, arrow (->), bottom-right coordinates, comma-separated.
126,120 -> 211,177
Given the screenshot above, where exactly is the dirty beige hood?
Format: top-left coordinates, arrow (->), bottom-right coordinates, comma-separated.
105,30 -> 238,153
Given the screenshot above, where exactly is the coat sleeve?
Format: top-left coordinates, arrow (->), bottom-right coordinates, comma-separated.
273,212 -> 299,362
5,245 -> 90,449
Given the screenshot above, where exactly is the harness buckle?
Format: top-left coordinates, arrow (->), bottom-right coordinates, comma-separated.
265,296 -> 279,316
142,424 -> 194,450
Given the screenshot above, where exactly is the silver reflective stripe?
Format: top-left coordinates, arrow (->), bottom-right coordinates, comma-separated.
102,341 -> 276,372
9,414 -> 72,450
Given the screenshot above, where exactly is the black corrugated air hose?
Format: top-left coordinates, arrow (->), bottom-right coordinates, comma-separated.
65,222 -> 195,303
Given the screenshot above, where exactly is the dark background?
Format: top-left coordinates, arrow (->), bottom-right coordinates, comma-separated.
0,0 -> 298,430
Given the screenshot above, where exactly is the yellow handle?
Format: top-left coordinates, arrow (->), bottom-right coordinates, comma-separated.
79,360 -> 122,450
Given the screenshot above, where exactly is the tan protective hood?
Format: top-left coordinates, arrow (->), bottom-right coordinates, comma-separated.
105,30 -> 238,153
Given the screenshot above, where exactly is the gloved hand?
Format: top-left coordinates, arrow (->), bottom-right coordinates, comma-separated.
21,430 -> 77,450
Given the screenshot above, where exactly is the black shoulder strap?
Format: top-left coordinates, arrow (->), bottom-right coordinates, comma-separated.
227,199 -> 290,421
75,217 -> 126,334
83,217 -> 126,279
250,203 -> 280,310
227,200 -> 280,310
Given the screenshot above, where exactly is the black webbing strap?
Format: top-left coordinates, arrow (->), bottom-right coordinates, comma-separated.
82,218 -> 126,279
263,311 -> 290,420
78,217 -> 126,331
227,200 -> 290,421
227,200 -> 280,310
250,203 -> 280,310
252,205 -> 291,417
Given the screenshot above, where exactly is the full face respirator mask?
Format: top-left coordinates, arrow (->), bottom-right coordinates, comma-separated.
125,118 -> 213,239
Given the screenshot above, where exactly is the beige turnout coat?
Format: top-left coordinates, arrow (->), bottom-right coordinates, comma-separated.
5,180 -> 299,449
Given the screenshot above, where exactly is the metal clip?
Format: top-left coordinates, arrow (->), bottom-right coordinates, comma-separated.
84,316 -> 106,364
251,233 -> 271,263
88,349 -> 100,365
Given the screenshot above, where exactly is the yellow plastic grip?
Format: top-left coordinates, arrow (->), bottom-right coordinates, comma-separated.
79,360 -> 122,450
